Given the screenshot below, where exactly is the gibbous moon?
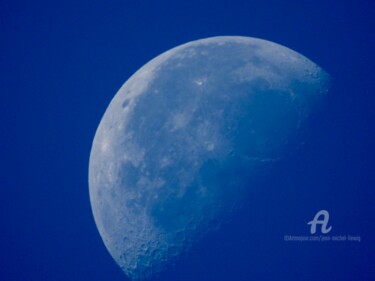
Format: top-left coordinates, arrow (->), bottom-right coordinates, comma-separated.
89,36 -> 329,280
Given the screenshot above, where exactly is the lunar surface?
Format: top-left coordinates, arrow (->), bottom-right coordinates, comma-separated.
89,36 -> 329,280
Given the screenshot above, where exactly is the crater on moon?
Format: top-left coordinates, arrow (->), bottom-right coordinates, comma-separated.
89,36 -> 329,280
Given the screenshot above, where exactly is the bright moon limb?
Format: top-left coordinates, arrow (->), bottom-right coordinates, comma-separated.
89,36 -> 329,280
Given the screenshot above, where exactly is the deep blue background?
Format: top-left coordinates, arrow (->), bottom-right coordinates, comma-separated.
1,0 -> 374,280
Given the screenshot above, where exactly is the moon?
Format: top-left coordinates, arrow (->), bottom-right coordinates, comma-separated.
89,36 -> 329,280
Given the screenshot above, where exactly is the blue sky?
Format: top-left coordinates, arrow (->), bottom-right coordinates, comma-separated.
1,0 -> 374,280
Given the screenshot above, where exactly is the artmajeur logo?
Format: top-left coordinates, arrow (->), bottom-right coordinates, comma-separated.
284,209 -> 361,243
307,210 -> 332,234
